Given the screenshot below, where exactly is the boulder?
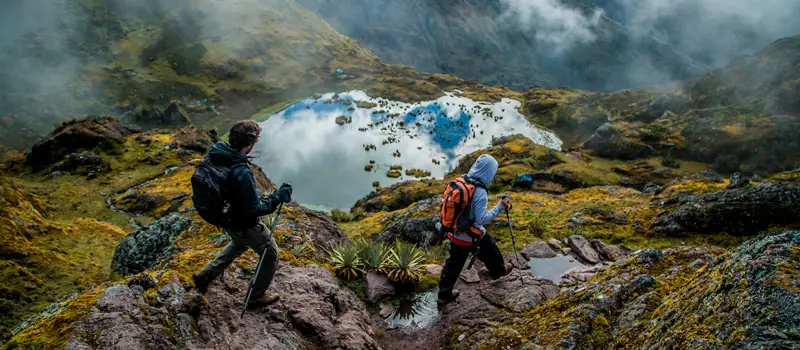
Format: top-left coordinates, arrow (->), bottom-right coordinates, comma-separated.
652,183 -> 800,236
547,238 -> 563,251
566,235 -> 602,264
591,240 -> 632,262
25,116 -> 139,171
521,241 -> 557,259
111,213 -> 193,275
365,271 -> 394,304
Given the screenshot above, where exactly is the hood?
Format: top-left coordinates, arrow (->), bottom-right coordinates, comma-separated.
467,154 -> 498,185
208,141 -> 250,166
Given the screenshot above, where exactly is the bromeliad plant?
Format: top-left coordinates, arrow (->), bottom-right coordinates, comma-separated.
358,241 -> 390,272
386,241 -> 426,283
328,243 -> 363,280
291,241 -> 316,260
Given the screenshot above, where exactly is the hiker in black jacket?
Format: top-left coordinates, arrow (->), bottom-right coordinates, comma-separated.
192,120 -> 292,307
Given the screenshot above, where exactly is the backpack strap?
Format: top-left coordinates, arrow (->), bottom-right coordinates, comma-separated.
463,174 -> 487,190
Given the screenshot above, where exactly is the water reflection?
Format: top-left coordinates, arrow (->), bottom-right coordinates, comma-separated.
529,254 -> 586,284
385,289 -> 439,329
251,90 -> 562,209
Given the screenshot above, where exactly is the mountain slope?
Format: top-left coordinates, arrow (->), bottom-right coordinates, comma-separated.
296,0 -> 708,91
0,0 -> 386,151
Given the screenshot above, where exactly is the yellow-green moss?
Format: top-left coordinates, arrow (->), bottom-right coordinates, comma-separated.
6,286 -> 104,349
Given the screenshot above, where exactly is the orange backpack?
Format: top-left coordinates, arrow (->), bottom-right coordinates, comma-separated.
439,176 -> 485,238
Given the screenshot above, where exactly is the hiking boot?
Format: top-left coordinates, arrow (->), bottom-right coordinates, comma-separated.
437,290 -> 460,306
247,292 -> 280,309
192,272 -> 211,294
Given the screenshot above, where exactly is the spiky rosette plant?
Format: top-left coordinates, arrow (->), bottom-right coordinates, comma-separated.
328,243 -> 363,280
291,241 -> 315,259
386,241 -> 426,283
358,241 -> 389,272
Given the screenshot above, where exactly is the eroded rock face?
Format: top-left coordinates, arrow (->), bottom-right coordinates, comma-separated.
25,116 -> 139,171
653,183 -> 800,236
66,264 -> 380,350
111,213 -> 193,276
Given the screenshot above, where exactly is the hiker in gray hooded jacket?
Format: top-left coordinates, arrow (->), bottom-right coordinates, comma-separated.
437,154 -> 511,305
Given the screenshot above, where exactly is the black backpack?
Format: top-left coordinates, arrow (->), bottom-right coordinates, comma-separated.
191,158 -> 246,229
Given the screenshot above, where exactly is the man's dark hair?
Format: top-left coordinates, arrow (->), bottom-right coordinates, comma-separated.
229,120 -> 262,150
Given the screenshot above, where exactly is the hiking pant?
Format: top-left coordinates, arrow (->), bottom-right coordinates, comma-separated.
438,233 -> 506,299
199,223 -> 279,297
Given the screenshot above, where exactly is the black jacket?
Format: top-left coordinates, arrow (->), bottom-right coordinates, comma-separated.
207,142 -> 281,229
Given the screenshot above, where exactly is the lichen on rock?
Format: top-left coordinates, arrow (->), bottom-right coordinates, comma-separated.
111,213 -> 194,276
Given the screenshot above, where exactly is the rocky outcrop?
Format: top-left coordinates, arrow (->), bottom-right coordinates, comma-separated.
49,152 -> 111,179
283,204 -> 350,256
25,117 -> 139,171
583,123 -> 656,160
462,230 -> 800,349
173,129 -> 219,155
378,197 -> 440,246
653,183 -> 800,236
111,213 -> 193,276
120,101 -> 191,127
65,264 -> 380,349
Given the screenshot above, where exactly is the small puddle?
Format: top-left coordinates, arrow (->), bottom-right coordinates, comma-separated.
385,289 -> 440,329
529,254 -> 586,284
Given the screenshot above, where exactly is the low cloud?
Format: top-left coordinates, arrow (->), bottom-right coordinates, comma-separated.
498,0 -> 605,53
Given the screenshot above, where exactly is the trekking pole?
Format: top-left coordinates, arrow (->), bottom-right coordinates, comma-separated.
501,195 -> 524,287
241,202 -> 284,318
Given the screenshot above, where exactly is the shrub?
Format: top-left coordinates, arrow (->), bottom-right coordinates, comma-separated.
330,209 -> 352,223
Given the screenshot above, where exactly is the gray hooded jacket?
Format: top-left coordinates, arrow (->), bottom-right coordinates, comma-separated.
450,154 -> 506,244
